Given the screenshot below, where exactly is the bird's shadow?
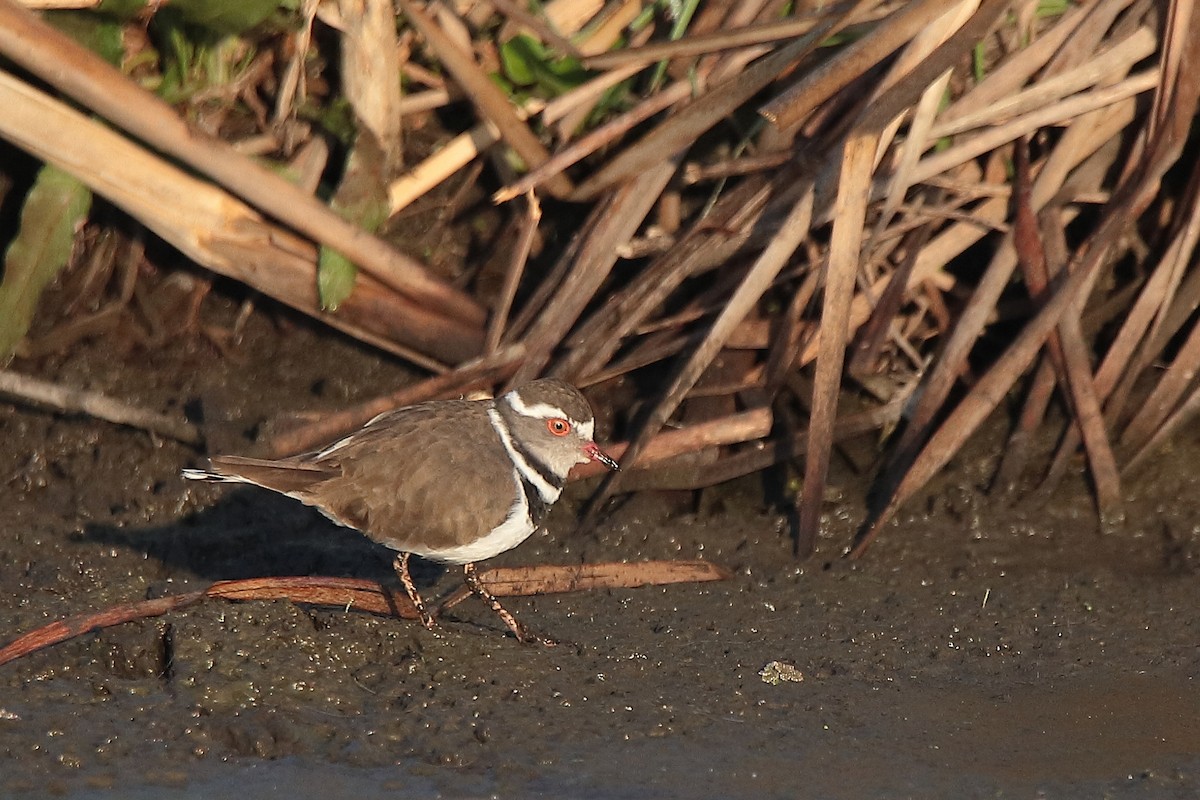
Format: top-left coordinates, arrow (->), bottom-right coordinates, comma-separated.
84,486 -> 449,591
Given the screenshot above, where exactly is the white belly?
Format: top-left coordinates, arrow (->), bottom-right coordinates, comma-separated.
408,472 -> 537,565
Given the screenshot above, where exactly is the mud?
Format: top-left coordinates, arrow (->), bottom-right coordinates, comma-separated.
1,293 -> 1198,799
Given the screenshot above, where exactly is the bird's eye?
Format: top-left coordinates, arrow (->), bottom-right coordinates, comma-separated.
547,418 -> 571,436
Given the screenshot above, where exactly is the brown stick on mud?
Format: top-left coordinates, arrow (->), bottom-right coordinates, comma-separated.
0,370 -> 203,445
438,561 -> 733,610
570,408 -> 774,480
0,591 -> 208,667
0,562 -> 731,666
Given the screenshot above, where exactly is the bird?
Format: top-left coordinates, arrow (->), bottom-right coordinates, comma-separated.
183,378 -> 619,645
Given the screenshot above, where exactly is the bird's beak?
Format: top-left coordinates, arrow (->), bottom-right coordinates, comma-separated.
584,442 -> 620,471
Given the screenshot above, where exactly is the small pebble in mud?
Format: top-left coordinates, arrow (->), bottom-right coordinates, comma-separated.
758,661 -> 804,685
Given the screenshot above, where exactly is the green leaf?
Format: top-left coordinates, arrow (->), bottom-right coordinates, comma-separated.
97,0 -> 158,18
167,0 -> 279,34
316,134 -> 390,310
500,35 -> 544,86
317,247 -> 357,312
0,166 -> 92,364
98,0 -> 279,33
499,34 -> 590,97
45,11 -> 125,65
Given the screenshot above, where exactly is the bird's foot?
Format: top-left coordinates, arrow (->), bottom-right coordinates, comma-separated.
511,621 -> 558,647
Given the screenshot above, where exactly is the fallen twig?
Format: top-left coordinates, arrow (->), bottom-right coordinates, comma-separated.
0,561 -> 731,666
0,369 -> 202,444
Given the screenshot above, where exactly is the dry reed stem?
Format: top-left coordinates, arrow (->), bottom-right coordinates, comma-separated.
0,370 -> 202,444
991,355 -> 1058,496
0,70 -> 477,366
1014,146 -> 1121,516
796,1 -> 1019,367
931,26 -> 1158,138
274,0 -> 318,124
336,0 -> 405,171
583,187 -> 814,517
397,0 -> 573,198
570,408 -> 774,479
855,230 -> 1112,557
515,160 -> 680,382
582,11 -> 837,69
573,0 -> 643,56
437,560 -> 734,610
798,134 -> 873,555
911,71 -> 1159,184
1101,257 -> 1200,435
1125,379 -> 1200,474
397,88 -> 453,115
851,219 -> 936,378
576,332 -> 692,387
1045,162 -> 1200,483
857,15 -> 1200,554
0,563 -> 730,665
940,0 -> 1087,120
573,6 -> 852,200
542,0 -> 604,36
759,0 -> 965,131
494,80 -> 693,203
387,101 -> 542,214
395,48 -> 639,211
1044,0 -> 1139,76
870,0 -> 980,177
1119,318 -> 1200,453
0,0 -> 484,328
485,193 -> 541,353
871,96 -> 1137,469
539,61 -> 644,126
766,268 -> 821,394
1040,1 -> 1200,488
620,398 -> 907,492
561,177 -> 772,380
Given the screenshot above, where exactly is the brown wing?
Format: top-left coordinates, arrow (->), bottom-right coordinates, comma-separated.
296,399 -> 520,552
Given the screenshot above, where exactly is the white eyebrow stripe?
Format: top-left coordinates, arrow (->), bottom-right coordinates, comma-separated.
504,391 -> 568,420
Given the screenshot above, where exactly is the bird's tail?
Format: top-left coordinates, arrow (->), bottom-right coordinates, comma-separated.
182,455 -> 332,495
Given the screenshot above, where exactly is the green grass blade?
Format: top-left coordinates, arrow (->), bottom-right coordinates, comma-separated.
0,165 -> 93,364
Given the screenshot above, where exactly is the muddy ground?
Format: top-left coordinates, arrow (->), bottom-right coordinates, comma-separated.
1,291 -> 1198,799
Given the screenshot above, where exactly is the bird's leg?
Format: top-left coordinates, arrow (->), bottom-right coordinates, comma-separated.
463,562 -> 556,647
393,552 -> 436,629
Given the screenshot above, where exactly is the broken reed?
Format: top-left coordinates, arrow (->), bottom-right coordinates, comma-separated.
0,0 -> 1194,553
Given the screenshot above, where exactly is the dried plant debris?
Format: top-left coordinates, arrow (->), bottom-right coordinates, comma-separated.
0,561 -> 731,666
0,0 -> 1195,554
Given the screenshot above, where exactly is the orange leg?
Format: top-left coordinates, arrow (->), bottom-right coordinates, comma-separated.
393,552 -> 436,629
463,562 -> 556,646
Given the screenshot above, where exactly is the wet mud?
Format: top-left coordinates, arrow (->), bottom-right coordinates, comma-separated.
2,297 -> 1198,798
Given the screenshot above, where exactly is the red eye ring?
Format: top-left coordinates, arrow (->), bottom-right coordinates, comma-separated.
547,418 -> 571,436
